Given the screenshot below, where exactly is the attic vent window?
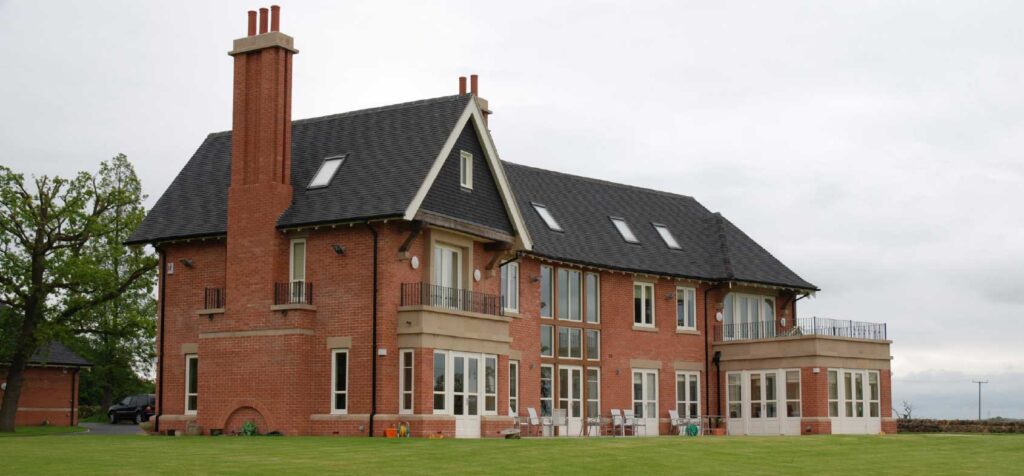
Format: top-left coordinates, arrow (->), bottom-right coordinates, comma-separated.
532,203 -> 563,232
459,151 -> 473,189
610,217 -> 639,243
653,224 -> 681,249
308,155 -> 346,189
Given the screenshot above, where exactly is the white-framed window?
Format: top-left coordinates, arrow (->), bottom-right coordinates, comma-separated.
484,355 -> 498,414
675,371 -> 700,419
586,368 -> 600,418
722,293 -> 776,340
585,329 -> 600,360
290,238 -> 307,302
509,361 -> 520,416
540,265 -> 553,318
308,155 -> 345,189
433,351 -> 447,413
399,349 -> 414,414
750,373 -> 763,419
611,217 -> 640,243
540,324 -> 554,357
184,354 -> 198,415
540,364 -> 554,417
501,261 -> 519,312
727,372 -> 742,418
676,286 -> 696,330
584,272 -> 600,323
633,282 -> 655,327
459,150 -> 473,189
532,203 -> 563,232
786,370 -> 801,417
557,268 -> 582,321
331,349 -> 348,414
653,223 -> 681,249
828,370 -> 839,417
558,327 -> 582,359
869,371 -> 880,418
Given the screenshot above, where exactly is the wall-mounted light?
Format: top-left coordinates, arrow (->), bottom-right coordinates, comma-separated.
530,275 -> 541,283
179,259 -> 194,268
331,244 -> 346,255
664,292 -> 675,301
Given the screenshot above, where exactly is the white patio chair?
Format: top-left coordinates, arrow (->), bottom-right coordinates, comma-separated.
525,407 -> 543,437
624,408 -> 645,436
669,409 -> 686,435
610,409 -> 626,436
549,408 -> 567,436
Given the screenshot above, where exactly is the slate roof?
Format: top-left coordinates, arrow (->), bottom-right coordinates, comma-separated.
127,95 -> 473,244
127,94 -> 815,290
503,163 -> 817,290
22,342 -> 92,367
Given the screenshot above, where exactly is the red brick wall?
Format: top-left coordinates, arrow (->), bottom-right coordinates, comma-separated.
0,366 -> 80,426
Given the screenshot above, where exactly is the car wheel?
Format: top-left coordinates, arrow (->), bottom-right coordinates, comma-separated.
134,412 -> 143,425
109,413 -> 117,424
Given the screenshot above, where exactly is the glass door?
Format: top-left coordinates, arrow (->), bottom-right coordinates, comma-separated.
452,353 -> 480,438
432,245 -> 461,309
558,366 -> 583,436
632,369 -> 660,436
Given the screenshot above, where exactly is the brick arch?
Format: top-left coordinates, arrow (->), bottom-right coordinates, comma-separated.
216,399 -> 276,434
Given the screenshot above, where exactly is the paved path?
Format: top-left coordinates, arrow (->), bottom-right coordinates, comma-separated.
79,422 -> 146,436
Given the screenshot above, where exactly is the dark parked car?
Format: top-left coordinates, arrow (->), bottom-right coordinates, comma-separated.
108,394 -> 155,424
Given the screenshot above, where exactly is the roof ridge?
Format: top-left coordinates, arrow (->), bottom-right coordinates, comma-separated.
503,161 -> 696,202
206,94 -> 469,138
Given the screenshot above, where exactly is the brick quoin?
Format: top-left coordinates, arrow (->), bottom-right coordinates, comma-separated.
149,5 -> 894,437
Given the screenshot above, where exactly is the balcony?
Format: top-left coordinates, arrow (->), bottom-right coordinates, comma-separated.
400,282 -> 503,317
397,282 -> 512,356
712,317 -> 892,373
713,317 -> 886,342
274,281 -> 313,306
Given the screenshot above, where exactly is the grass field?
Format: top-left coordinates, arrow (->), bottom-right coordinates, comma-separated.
0,433 -> 1021,475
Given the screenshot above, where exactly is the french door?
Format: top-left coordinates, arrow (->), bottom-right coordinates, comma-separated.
632,369 -> 660,436
558,366 -> 583,436
452,352 -> 480,438
432,245 -> 461,309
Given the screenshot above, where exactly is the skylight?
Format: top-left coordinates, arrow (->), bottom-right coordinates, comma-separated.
307,155 -> 346,189
532,203 -> 563,231
653,224 -> 681,249
610,217 -> 639,243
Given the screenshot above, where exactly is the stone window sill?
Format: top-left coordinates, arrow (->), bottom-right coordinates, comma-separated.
632,325 -> 658,333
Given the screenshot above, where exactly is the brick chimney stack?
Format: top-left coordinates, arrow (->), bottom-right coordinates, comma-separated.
459,74 -> 491,126
224,5 -> 298,320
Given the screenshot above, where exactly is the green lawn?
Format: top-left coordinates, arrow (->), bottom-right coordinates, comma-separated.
0,434 -> 1021,475
0,425 -> 87,437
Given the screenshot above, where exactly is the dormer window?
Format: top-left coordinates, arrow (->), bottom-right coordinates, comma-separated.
308,155 -> 346,189
459,151 -> 473,189
653,223 -> 681,249
532,203 -> 563,232
610,217 -> 639,243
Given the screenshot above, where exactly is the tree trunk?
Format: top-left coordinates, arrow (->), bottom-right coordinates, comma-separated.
0,327 -> 38,432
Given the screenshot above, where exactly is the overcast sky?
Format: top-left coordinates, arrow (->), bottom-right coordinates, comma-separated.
1,0 -> 1021,418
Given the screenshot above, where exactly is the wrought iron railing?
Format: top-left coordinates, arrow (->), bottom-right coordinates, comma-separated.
203,287 -> 225,309
400,282 -> 503,317
274,281 -> 313,305
714,317 -> 886,342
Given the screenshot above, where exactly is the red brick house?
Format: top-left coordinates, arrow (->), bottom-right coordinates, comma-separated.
127,6 -> 894,437
0,342 -> 91,427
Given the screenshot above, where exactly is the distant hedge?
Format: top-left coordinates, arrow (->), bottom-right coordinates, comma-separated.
898,419 -> 1023,433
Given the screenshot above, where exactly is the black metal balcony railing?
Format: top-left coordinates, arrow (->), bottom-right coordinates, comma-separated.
714,317 -> 887,342
274,281 -> 313,306
400,282 -> 503,317
204,287 -> 225,309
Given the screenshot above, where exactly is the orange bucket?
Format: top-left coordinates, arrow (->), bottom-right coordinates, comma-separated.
384,428 -> 398,438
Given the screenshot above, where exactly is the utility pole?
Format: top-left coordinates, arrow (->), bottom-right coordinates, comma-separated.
971,380 -> 988,421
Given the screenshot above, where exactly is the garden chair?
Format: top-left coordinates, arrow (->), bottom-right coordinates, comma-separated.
524,407 -> 543,437
548,408 -> 567,436
669,409 -> 686,435
610,409 -> 626,436
624,409 -> 645,436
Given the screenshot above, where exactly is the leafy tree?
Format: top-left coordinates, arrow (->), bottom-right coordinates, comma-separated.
0,154 -> 157,432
